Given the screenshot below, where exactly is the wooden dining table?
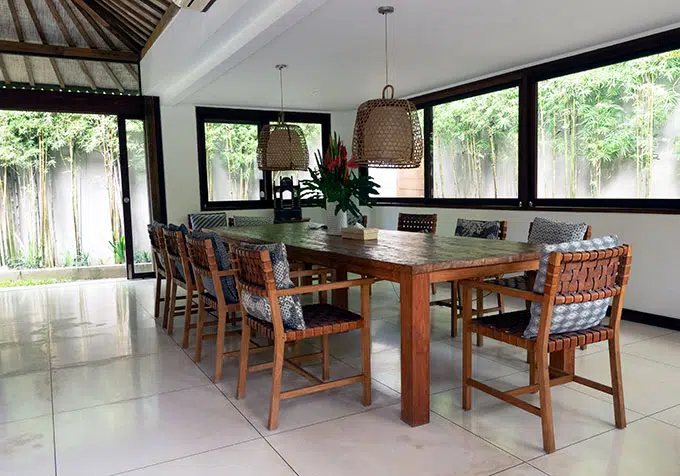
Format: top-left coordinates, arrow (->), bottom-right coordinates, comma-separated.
210,222 -> 562,427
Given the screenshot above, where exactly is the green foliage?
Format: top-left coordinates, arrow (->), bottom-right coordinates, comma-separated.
63,251 -> 90,267
300,133 -> 379,218
109,235 -> 126,264
204,122 -> 258,200
0,278 -> 70,288
7,246 -> 44,270
134,250 -> 151,264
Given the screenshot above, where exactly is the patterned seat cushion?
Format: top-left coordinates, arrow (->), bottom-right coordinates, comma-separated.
523,235 -> 619,338
231,215 -> 275,227
488,275 -> 529,290
239,242 -> 305,330
189,212 -> 228,231
455,219 -> 501,239
528,217 -> 588,244
188,231 -> 239,304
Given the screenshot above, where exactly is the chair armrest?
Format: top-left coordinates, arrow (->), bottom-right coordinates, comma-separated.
276,277 -> 375,297
289,267 -> 335,279
459,279 -> 543,302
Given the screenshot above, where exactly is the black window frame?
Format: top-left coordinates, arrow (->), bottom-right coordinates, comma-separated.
196,106 -> 331,211
375,27 -> 680,214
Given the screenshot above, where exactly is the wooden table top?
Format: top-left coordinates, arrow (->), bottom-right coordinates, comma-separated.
209,223 -> 541,276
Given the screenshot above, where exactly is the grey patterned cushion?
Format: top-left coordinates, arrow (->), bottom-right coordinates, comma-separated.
455,219 -> 501,239
489,275 -> 529,290
231,215 -> 275,227
523,235 -> 619,339
528,217 -> 588,244
188,231 -> 239,304
189,212 -> 228,231
239,242 -> 305,330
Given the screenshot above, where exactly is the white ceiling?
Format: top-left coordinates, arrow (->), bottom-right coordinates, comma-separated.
143,0 -> 680,110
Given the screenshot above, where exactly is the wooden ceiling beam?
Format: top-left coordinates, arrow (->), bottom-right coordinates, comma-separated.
7,0 -> 35,86
0,55 -> 11,84
71,1 -> 140,83
58,0 -> 125,92
137,0 -> 165,18
74,0 -> 143,52
25,0 -> 67,88
110,0 -> 161,26
95,2 -> 149,45
0,40 -> 140,62
96,0 -> 154,38
142,3 -> 179,57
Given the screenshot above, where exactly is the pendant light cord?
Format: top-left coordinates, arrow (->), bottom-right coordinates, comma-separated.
384,11 -> 389,85
279,66 -> 285,123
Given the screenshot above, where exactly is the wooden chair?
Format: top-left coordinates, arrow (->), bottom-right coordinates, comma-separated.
397,213 -> 438,294
147,224 -> 171,324
163,229 -> 202,347
186,235 -> 244,382
187,212 -> 228,232
232,246 -> 373,430
460,244 -> 632,453
432,220 -> 508,341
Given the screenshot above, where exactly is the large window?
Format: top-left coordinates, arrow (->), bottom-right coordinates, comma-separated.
204,122 -> 262,201
433,88 -> 519,199
196,108 -> 330,210
538,52 -> 680,199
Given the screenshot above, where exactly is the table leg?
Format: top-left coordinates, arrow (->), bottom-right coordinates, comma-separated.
332,266 -> 348,309
550,348 -> 575,374
400,273 -> 431,426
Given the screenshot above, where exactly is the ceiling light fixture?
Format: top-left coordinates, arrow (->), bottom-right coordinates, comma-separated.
352,6 -> 423,169
257,64 -> 309,171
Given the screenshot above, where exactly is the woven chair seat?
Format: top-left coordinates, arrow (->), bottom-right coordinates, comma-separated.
247,303 -> 362,340
471,310 -> 613,353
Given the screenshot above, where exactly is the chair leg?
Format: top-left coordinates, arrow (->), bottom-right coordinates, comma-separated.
213,308 -> 227,383
237,321 -> 251,399
153,275 -> 162,319
268,339 -> 285,431
361,284 -> 372,406
193,297 -> 205,362
497,292 -> 505,314
462,286 -> 473,411
181,289 -> 193,349
609,337 -> 627,429
476,287 -> 484,347
321,335 -> 330,381
537,351 -> 556,453
166,281 -> 177,333
529,350 -> 537,386
450,281 -> 458,338
162,277 -> 172,328
431,283 -> 437,295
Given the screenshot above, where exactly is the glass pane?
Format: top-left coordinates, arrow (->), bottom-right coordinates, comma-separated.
538,50 -> 680,199
370,110 -> 425,198
433,88 -> 519,198
126,119 -> 153,276
204,122 -> 262,201
272,122 -> 322,185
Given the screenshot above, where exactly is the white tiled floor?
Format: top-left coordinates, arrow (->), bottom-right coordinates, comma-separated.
2,278 -> 680,475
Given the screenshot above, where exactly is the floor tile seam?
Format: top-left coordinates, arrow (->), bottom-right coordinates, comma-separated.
51,383 -> 215,416
104,435 -> 264,476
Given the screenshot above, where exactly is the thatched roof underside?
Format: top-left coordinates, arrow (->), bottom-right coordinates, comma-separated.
0,0 -> 177,94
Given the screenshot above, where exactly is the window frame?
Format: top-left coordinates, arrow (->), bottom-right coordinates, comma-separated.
196,106 -> 331,211
378,27 -> 680,214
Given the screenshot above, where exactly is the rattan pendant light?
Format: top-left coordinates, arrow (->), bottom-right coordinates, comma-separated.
353,6 -> 423,169
257,65 -> 309,171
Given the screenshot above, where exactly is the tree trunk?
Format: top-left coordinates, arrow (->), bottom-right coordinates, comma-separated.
646,87 -> 654,198
552,111 -> 557,197
570,101 -> 577,198
563,110 -> 569,198
489,131 -> 498,198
